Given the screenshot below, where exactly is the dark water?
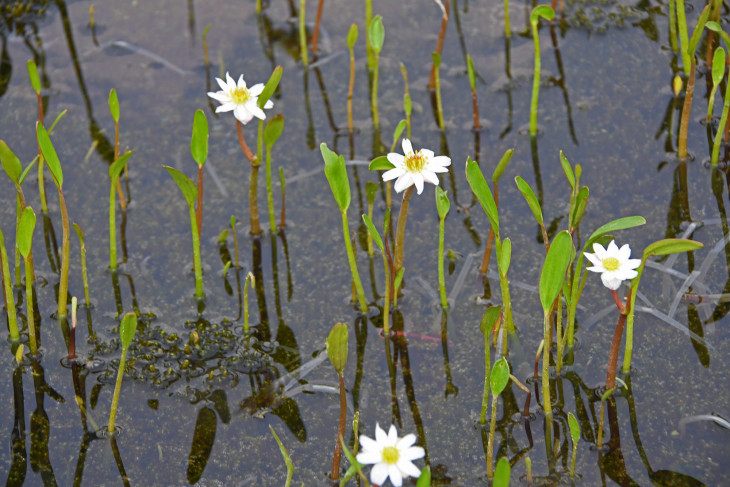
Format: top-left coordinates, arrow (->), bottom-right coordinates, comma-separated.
0,0 -> 729,485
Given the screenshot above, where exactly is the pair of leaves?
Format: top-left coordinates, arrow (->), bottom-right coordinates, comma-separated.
435,186 -> 450,219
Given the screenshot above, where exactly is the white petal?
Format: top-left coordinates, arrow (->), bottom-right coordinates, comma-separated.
388,464 -> 403,486
592,243 -> 608,259
413,172 -> 424,194
249,83 -> 265,96
237,74 -> 247,89
356,450 -> 382,465
247,103 -> 267,121
387,153 -> 405,167
616,268 -> 638,280
394,173 -> 414,193
401,139 -> 413,155
618,244 -> 632,261
225,72 -> 236,88
625,258 -> 641,270
215,103 -> 235,113
359,434 -> 378,452
386,425 -> 398,446
233,106 -> 254,124
400,445 -> 425,461
207,91 -> 230,103
606,240 -> 619,255
586,265 -> 605,273
375,423 -> 387,443
583,252 -> 602,267
396,433 -> 416,449
397,459 -> 422,478
370,462 -> 389,486
215,76 -> 229,91
422,170 -> 440,186
382,167 -> 405,181
430,155 -> 451,167
600,273 -> 622,290
421,149 -> 434,159
264,100 -> 274,109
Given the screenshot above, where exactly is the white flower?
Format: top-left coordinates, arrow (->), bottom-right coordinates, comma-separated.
207,72 -> 273,124
584,240 -> 641,290
382,139 -> 451,195
356,423 -> 424,487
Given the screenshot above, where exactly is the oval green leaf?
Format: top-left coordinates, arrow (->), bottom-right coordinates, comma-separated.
347,23 -> 358,49
539,231 -> 573,313
369,15 -> 384,52
586,216 -> 646,246
326,323 -> 348,375
568,411 -> 580,444
494,457 -> 511,487
19,157 -> 38,185
365,181 -> 378,205
263,114 -> 285,147
108,88 -> 120,123
0,140 -> 22,185
109,150 -> 134,181
492,149 -> 514,185
119,312 -> 138,349
499,238 -> 511,277
191,109 -> 209,166
416,465 -> 431,487
515,176 -> 543,225
36,123 -> 63,187
27,60 -> 41,95
362,214 -> 384,252
643,238 -> 704,258
490,357 -> 510,396
480,306 -> 502,336
466,157 -> 499,235
560,150 -> 575,190
712,48 -> 726,87
531,4 -> 555,24
17,207 -> 36,259
570,186 -> 589,228
435,186 -> 450,219
466,54 -> 476,91
369,155 -> 395,171
320,143 -> 351,212
258,65 -> 283,110
164,166 -> 198,207
392,120 -> 407,146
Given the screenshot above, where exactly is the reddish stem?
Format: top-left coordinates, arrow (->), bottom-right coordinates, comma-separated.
606,312 -> 627,390
311,0 -> 325,55
428,0 -> 450,89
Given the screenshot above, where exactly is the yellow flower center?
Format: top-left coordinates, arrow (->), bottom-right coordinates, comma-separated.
230,86 -> 251,105
602,257 -> 620,271
382,446 -> 400,465
404,150 -> 428,173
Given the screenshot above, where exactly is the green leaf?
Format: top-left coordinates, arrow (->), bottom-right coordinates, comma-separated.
326,323 -> 348,375
108,88 -> 120,123
466,157 -> 499,235
48,109 -> 67,134
369,15 -> 384,52
466,54 -> 476,91
392,120 -> 407,146
530,4 -> 555,24
480,306 -> 502,335
258,66 -> 283,110
36,123 -> 63,187
688,5 -> 711,57
347,24 -> 358,49
493,457 -> 511,487
586,216 -> 646,246
499,238 -> 511,277
0,140 -> 22,185
27,60 -> 41,95
539,231 -> 573,313
17,207 -> 36,259
164,166 -> 198,207
394,267 -> 405,292
263,114 -> 285,147
320,143 -> 351,212
365,181 -> 378,205
435,186 -> 450,219
712,48 -> 726,87
706,21 -> 722,33
404,93 -> 412,116
432,51 -> 441,67
73,222 -> 85,245
119,312 -> 138,349
362,214 -> 384,252
416,465 -> 431,487
382,207 -> 391,237
218,228 -> 229,244
191,109 -> 209,166
369,155 -> 394,171
492,149 -> 514,185
19,157 -> 38,185
269,426 -> 294,480
568,412 -> 580,444
643,239 -> 703,258
109,151 -> 134,181
514,176 -> 543,225
570,186 -> 589,228
560,151 -> 575,190
490,357 -> 510,396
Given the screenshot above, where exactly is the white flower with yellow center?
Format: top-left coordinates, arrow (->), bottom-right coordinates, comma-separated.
584,240 -> 641,290
382,139 -> 451,195
207,72 -> 273,124
356,423 -> 424,487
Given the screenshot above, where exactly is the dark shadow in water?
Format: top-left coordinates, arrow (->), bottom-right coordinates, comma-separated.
30,358 -> 63,486
187,406 -> 217,484
109,434 -> 130,487
6,366 -> 27,486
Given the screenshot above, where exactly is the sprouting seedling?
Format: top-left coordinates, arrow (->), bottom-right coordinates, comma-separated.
108,151 -> 134,270
363,209 -> 391,334
163,166 -> 204,299
479,149 -> 514,275
568,412 -> 580,478
264,114 -> 284,233
17,207 -> 37,354
494,457 -> 511,487
0,139 -> 32,287
321,143 -> 368,312
36,122 -> 72,319
108,312 -> 137,434
467,54 -> 480,130
230,216 -> 239,268
369,15 -> 384,129
401,63 -> 412,140
269,426 -> 294,487
479,306 -> 501,425
243,272 -> 254,336
0,226 -> 19,342
191,109 -> 209,237
28,60 -> 48,212
435,186 -> 450,308
346,24 -> 358,133
279,168 -> 287,229
707,47 -> 725,122
432,52 -> 445,130
704,23 -> 730,165
487,357 -> 510,479
538,230 -> 573,422
326,322 -> 348,481
529,5 -> 555,135
108,89 -> 128,209
73,223 -> 90,306
428,0 -> 448,91
299,0 -> 308,66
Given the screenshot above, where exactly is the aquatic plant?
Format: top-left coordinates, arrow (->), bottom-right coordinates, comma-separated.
0,140 -> 33,287
435,186 -> 449,308
467,54 -> 480,130
487,358 -> 510,478
243,272 -> 254,335
568,411 -> 580,478
428,0 -> 448,90
269,426 -> 294,487
27,60 -> 48,212
263,114 -> 284,232
479,306 -> 501,424
706,46 -> 725,122
356,423 -> 424,487
108,312 -> 137,434
17,207 -> 37,354
705,22 -> 730,165
191,110 -> 209,235
278,168 -> 286,228
73,223 -> 90,306
108,151 -> 134,270
230,216 -> 239,268
369,15 -> 384,128
529,5 -> 555,135
0,226 -> 19,342
346,24 -> 358,133
362,210 -> 391,333
326,322 -> 348,480
108,89 -> 128,206
431,52 -> 445,130
311,0 -> 325,56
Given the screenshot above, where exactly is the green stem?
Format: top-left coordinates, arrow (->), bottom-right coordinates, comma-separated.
299,0 -> 308,67
712,67 -> 730,165
438,215 -> 448,308
555,293 -> 564,373
108,346 -> 128,433
38,157 -> 47,212
57,188 -> 70,319
80,240 -> 90,306
0,237 -> 19,341
487,391 -> 499,478
382,252 -> 390,335
542,311 -> 552,421
14,196 -> 22,287
529,17 -> 542,135
266,143 -> 276,233
669,0 -> 678,52
244,273 -> 252,335
196,164 -> 203,238
677,58 -> 695,159
25,256 -> 37,354
371,53 -> 380,128
433,58 -> 445,131
504,0 -> 511,37
479,332 -> 491,424
110,179 -> 117,270
393,186 -> 413,290
250,165 -> 262,236
341,210 -> 368,313
365,0 -> 373,69
189,204 -> 203,298
348,44 -> 355,132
